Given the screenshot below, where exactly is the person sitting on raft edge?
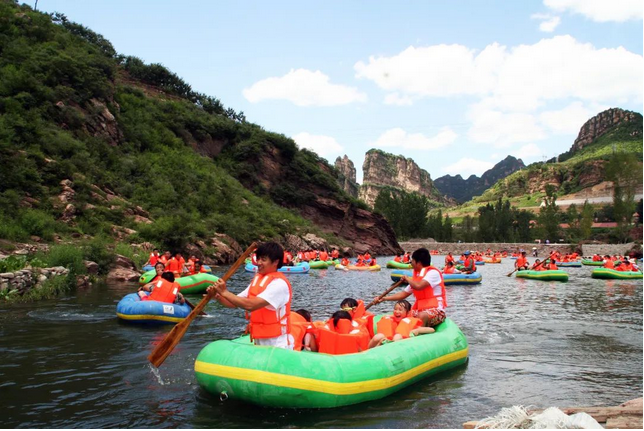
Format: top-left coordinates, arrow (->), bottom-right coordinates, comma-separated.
208,241 -> 294,350
368,299 -> 435,348
373,247 -> 447,328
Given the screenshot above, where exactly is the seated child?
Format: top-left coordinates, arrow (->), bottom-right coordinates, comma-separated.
290,309 -> 317,352
138,271 -> 185,305
368,300 -> 435,348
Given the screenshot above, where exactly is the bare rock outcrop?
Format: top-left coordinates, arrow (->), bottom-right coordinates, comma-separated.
334,155 -> 359,198
107,254 -> 139,282
359,149 -> 450,208
571,108 -> 641,152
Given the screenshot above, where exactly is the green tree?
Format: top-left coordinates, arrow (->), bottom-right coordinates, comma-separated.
512,208 -> 534,242
443,214 -> 453,242
477,203 -> 495,242
606,152 -> 640,242
537,184 -> 561,242
579,201 -> 594,240
460,215 -> 476,242
565,204 -> 581,242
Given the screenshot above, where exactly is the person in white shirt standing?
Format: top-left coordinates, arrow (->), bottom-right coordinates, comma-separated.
373,248 -> 447,328
208,242 -> 294,349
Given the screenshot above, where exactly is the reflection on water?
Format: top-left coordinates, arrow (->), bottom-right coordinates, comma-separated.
0,257 -> 641,428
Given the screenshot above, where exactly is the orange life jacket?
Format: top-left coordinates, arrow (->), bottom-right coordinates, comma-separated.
402,254 -> 410,263
331,250 -> 339,259
443,266 -> 455,274
604,260 -> 615,269
149,253 -> 159,266
516,256 -> 527,267
411,266 -> 447,311
159,255 -> 169,265
349,300 -> 375,338
394,256 -> 402,262
245,272 -> 292,340
340,258 -> 350,266
146,279 -> 179,303
463,256 -> 475,271
548,262 -> 558,270
165,257 -> 183,274
376,315 -> 423,340
445,255 -> 454,264
319,251 -> 329,261
364,253 -> 371,261
369,258 -> 377,266
318,319 -> 369,355
289,312 -> 312,351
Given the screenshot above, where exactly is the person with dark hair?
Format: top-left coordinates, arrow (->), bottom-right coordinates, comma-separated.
138,271 -> 185,304
209,241 -> 293,349
291,309 -> 317,351
461,251 -> 476,274
369,299 -> 434,348
372,247 -> 447,328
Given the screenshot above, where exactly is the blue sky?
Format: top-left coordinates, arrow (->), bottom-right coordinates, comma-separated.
37,0 -> 643,183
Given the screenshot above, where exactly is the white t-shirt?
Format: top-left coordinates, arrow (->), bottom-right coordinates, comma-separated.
238,277 -> 294,349
404,267 -> 445,310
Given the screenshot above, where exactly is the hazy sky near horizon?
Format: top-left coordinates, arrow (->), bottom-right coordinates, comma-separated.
37,0 -> 643,183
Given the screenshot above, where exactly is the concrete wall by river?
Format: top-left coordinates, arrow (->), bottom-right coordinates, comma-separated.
398,241 -> 638,257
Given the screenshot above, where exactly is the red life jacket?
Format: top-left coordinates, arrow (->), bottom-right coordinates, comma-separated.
245,272 -> 292,340
318,319 -> 369,355
394,256 -> 402,262
146,279 -> 179,303
411,266 -> 447,311
149,253 -> 159,266
402,254 -> 410,263
341,258 -> 350,266
516,256 -> 527,267
331,250 -> 339,259
604,260 -> 615,269
319,251 -> 329,261
463,256 -> 475,271
443,266 -> 455,274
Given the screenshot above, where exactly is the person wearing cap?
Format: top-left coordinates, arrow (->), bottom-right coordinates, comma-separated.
515,250 -> 529,271
462,251 -> 475,274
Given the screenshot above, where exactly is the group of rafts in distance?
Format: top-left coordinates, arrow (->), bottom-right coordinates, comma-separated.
116,243 -> 641,409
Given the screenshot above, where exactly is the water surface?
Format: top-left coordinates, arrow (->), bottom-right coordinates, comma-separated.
0,257 -> 641,428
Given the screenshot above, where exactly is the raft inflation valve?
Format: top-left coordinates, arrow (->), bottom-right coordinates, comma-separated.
220,391 -> 228,402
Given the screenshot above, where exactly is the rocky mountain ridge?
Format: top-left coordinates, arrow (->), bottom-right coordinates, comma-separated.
434,156 -> 526,203
334,155 -> 359,198
570,108 -> 641,153
358,149 -> 449,208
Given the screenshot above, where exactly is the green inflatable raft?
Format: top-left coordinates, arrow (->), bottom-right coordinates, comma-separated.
386,260 -> 412,269
308,260 -> 329,269
581,259 -> 604,266
194,318 -> 468,408
591,268 -> 643,280
138,270 -> 219,294
516,270 -> 569,282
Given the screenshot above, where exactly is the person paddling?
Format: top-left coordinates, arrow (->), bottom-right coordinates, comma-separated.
461,251 -> 476,274
372,248 -> 447,329
208,242 -> 294,349
515,250 -> 529,271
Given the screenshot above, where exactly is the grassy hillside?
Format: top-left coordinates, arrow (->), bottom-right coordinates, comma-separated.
0,2 -> 355,250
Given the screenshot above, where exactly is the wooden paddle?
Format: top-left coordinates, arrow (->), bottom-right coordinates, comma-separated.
148,242 -> 257,368
365,279 -> 404,311
507,252 -> 554,277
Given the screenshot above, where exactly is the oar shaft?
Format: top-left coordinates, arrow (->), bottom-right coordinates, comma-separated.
365,280 -> 404,311
148,242 -> 257,368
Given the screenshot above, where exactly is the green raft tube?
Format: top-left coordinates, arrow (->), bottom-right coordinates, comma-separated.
591,268 -> 643,280
194,318 -> 468,408
138,270 -> 219,294
386,260 -> 412,269
308,260 -> 330,269
581,259 -> 604,267
516,270 -> 569,282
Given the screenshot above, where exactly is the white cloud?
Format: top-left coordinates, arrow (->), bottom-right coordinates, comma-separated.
516,143 -> 544,159
467,103 -> 546,148
354,36 -> 642,112
243,68 -> 367,107
370,127 -> 458,151
536,15 -> 561,32
292,132 -> 343,157
539,101 -> 608,134
544,0 -> 643,22
384,92 -> 414,106
442,158 -> 495,177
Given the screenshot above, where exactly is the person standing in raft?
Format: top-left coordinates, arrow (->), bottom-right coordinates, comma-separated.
208,242 -> 294,349
373,248 -> 447,328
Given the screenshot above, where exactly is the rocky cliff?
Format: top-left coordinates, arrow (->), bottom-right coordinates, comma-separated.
358,149 -> 450,208
435,156 -> 525,203
571,108 -> 641,153
334,155 -> 359,198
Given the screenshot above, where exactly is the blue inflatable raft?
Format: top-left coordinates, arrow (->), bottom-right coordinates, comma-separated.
116,292 -> 191,324
455,260 -> 484,265
390,269 -> 482,285
557,261 -> 582,268
244,262 -> 310,274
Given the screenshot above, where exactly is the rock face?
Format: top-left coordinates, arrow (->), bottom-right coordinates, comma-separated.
435,156 -> 526,203
359,149 -> 448,208
334,155 -> 359,198
571,108 -> 641,153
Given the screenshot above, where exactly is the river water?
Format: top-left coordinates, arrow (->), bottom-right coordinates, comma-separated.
0,257 -> 641,428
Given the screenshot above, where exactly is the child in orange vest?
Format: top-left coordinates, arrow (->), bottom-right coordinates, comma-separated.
368,300 -> 435,348
290,309 -> 317,351
138,271 -> 185,304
